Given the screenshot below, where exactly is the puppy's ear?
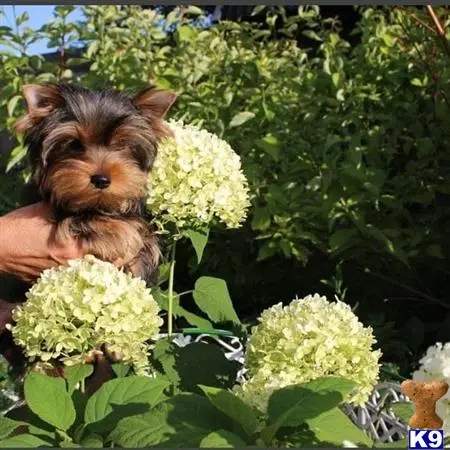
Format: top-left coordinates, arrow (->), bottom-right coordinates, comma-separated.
23,84 -> 64,112
133,86 -> 177,119
15,84 -> 64,134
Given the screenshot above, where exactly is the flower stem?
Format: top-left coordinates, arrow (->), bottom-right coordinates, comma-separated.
56,429 -> 72,443
177,289 -> 194,297
167,239 -> 177,337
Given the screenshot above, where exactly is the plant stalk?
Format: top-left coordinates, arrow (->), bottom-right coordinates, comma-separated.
167,239 -> 177,337
56,429 -> 72,443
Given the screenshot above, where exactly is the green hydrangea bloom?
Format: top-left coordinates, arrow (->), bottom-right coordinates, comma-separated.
146,120 -> 251,229
235,294 -> 381,412
8,255 -> 163,375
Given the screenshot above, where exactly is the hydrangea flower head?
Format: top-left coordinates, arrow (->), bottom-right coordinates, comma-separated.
235,294 -> 381,412
413,343 -> 450,435
9,255 -> 163,375
146,120 -> 250,229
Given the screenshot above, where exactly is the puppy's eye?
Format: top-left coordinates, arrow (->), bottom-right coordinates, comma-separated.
70,140 -> 84,153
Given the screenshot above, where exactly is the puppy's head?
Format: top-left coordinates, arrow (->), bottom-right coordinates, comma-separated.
15,83 -> 176,215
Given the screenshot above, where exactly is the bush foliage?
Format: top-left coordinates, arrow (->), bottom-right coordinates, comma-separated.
1,5 -> 450,372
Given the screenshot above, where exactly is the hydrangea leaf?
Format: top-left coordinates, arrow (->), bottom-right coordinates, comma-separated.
0,434 -> 54,448
64,364 -> 94,394
261,377 -> 356,443
111,363 -> 131,378
199,386 -> 259,437
304,407 -> 373,447
175,306 -> 212,329
60,441 -> 82,448
175,344 -> 240,393
193,277 -> 240,324
84,376 -> 170,432
229,111 -> 255,128
0,417 -> 26,440
200,430 -> 247,447
151,341 -> 240,394
185,228 -> 209,264
24,372 -> 76,431
388,402 -> 413,423
80,433 -> 103,448
108,393 -> 230,447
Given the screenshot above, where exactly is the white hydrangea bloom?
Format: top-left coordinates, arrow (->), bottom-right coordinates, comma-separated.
235,294 -> 381,412
146,120 -> 251,229
9,255 -> 163,375
413,343 -> 450,435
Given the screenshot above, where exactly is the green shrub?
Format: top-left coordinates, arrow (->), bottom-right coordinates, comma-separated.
1,5 -> 450,372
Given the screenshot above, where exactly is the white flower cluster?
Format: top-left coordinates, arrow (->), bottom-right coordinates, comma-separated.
413,343 -> 450,435
235,294 -> 381,412
9,255 -> 163,375
146,120 -> 250,229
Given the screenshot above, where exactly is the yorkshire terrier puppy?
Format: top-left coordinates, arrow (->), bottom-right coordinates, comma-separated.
16,82 -> 176,283
0,82 -> 176,370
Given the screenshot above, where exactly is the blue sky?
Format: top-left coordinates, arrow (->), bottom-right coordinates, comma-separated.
0,5 -> 84,55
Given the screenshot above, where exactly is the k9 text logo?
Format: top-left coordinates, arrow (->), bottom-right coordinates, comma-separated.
408,429 -> 444,449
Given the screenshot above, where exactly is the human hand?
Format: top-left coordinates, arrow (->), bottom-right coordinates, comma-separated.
0,202 -> 84,283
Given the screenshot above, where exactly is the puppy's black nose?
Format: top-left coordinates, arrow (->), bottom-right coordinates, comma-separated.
91,174 -> 111,189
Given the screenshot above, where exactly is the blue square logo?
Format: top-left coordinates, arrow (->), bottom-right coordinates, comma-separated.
408,429 -> 444,449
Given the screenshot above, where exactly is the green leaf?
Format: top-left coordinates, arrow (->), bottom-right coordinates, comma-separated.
24,371 -> 76,431
60,441 -> 81,448
0,434 -> 53,448
200,430 -> 247,447
255,135 -> 280,161
156,262 -> 171,285
251,207 -> 271,231
80,433 -> 103,448
109,393 -> 230,448
305,407 -> 373,447
389,402 -> 413,423
176,344 -> 240,393
6,145 -> 26,173
111,363 -> 131,378
229,111 -> 255,128
151,339 -> 180,386
7,95 -> 21,116
6,405 -> 54,436
84,376 -> 169,431
199,386 -> 259,436
177,25 -> 195,42
332,72 -> 340,87
251,5 -> 266,16
262,377 -> 356,443
302,30 -> 323,41
15,12 -> 29,26
152,341 -> 240,394
185,228 -> 209,264
329,229 -> 358,252
64,364 -> 94,394
152,287 -> 180,314
0,418 -> 25,440
184,6 -> 203,15
176,306 -> 212,329
193,277 -> 240,324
